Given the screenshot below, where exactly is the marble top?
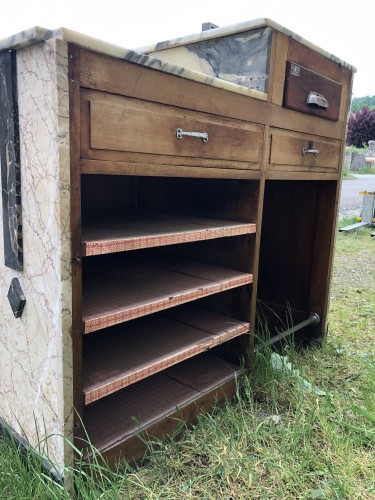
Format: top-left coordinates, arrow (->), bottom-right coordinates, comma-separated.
138,18 -> 356,72
0,26 -> 269,100
0,20 -> 355,101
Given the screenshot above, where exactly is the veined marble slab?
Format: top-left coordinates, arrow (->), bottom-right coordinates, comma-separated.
0,20 -> 356,103
0,37 -> 73,474
139,18 -> 356,72
0,26 -> 268,100
143,27 -> 272,93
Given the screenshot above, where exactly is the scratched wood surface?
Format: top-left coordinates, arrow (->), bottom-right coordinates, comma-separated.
83,354 -> 241,454
82,257 -> 253,333
82,209 -> 256,256
83,305 -> 249,404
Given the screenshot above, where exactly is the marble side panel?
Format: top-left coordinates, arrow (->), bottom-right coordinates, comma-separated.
0,50 -> 23,270
149,28 -> 272,93
0,38 -> 73,472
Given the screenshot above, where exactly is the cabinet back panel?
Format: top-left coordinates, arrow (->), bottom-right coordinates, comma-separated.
257,180 -> 318,313
137,177 -> 259,222
81,175 -> 135,210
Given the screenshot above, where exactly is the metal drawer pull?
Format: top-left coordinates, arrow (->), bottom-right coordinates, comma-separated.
306,91 -> 328,110
176,128 -> 208,143
302,140 -> 319,156
302,147 -> 320,156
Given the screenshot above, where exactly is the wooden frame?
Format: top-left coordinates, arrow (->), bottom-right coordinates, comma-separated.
66,30 -> 354,464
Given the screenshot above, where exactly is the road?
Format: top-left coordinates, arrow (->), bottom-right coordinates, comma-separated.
339,174 -> 375,217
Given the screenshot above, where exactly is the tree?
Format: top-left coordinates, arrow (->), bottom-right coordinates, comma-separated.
346,107 -> 375,148
351,95 -> 375,112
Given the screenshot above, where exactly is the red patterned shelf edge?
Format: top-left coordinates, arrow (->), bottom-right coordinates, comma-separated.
83,274 -> 253,334
84,323 -> 249,404
83,224 -> 256,256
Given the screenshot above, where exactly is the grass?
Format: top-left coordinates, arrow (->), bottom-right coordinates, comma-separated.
342,166 -> 375,177
357,166 -> 375,175
342,166 -> 355,179
1,226 -> 374,499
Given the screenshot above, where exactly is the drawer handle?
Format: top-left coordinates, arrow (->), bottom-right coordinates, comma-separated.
176,128 -> 208,143
306,91 -> 328,110
302,147 -> 320,156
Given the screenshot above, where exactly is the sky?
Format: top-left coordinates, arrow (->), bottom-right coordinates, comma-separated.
0,0 -> 373,97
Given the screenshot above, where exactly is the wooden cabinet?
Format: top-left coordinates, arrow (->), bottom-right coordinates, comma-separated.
70,31 -> 353,464
0,20 -> 354,474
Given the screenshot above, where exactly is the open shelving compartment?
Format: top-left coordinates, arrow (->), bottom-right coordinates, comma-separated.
79,174 -> 259,461
257,179 -> 339,344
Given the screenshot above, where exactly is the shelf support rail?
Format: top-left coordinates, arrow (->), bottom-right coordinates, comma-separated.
258,312 -> 320,349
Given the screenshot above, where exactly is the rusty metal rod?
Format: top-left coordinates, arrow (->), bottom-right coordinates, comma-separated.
259,312 -> 320,348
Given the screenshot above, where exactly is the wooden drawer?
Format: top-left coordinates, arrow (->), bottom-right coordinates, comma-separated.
267,129 -> 341,173
284,61 -> 342,122
81,90 -> 263,170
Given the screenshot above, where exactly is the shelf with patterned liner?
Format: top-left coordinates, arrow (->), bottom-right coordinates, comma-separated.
82,257 -> 253,334
81,209 -> 256,256
83,353 -> 243,456
83,304 -> 249,404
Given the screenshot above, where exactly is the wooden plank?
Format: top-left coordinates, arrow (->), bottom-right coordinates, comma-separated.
82,209 -> 256,256
164,352 -> 242,392
83,354 -> 241,457
0,50 -> 23,270
269,165 -> 337,174
269,32 -> 289,105
287,39 -> 342,83
90,376 -> 237,468
308,181 -> 339,340
82,258 -> 253,333
339,66 -> 354,125
266,171 -> 339,181
78,48 -> 345,138
83,306 -> 249,403
68,44 -> 84,441
81,159 -> 261,179
89,94 -> 263,164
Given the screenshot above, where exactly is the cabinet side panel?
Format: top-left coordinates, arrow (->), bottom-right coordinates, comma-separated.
0,39 -> 73,471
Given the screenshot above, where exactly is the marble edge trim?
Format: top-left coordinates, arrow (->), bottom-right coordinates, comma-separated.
0,27 -> 268,100
137,17 -> 356,73
0,26 -> 55,52
0,18 -> 356,74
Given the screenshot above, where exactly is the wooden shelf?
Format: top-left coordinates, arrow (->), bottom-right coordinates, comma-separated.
83,354 -> 242,456
82,209 -> 255,256
83,305 -> 249,404
82,257 -> 253,333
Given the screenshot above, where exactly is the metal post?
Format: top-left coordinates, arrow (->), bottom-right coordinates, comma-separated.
258,312 -> 320,349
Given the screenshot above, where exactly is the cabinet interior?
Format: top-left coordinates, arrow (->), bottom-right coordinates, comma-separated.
79,174 -> 259,458
257,180 -> 337,342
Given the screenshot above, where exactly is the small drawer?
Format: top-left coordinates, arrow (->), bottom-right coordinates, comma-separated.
284,61 -> 342,122
82,90 -> 263,169
268,128 -> 341,173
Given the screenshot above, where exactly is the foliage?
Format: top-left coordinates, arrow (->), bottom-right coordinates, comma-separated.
345,145 -> 366,154
346,106 -> 375,147
351,95 -> 375,113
